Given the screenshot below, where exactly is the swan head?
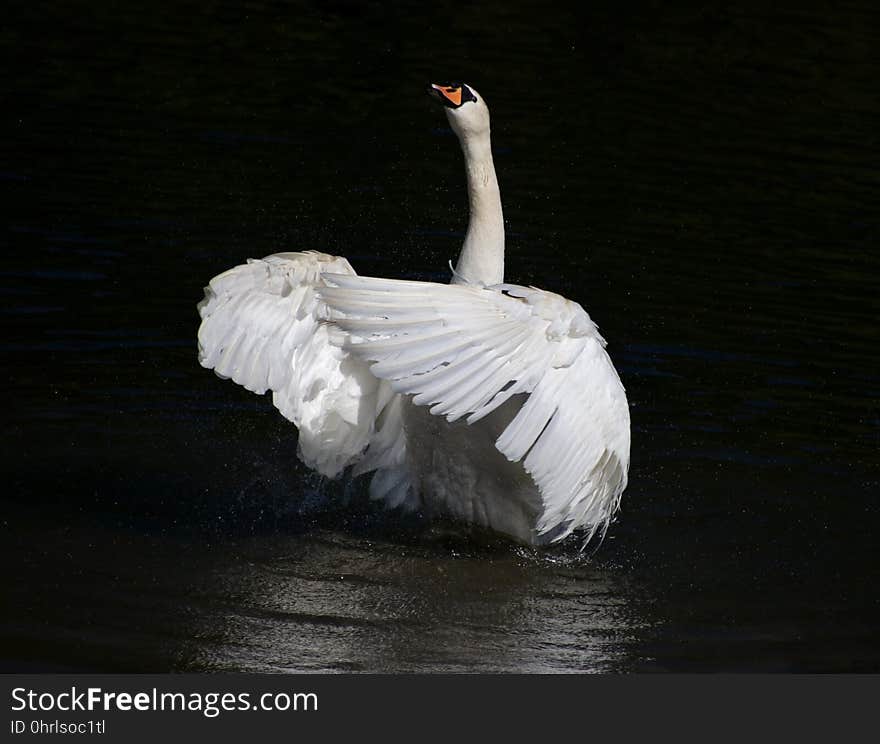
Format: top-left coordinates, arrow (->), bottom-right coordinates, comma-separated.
428,82 -> 490,141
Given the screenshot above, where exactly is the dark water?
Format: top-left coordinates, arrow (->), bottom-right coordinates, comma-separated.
2,0 -> 878,672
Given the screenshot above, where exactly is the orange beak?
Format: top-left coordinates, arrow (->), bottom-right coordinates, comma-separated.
430,83 -> 463,107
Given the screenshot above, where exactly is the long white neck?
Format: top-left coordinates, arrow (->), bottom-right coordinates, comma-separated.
452,133 -> 504,285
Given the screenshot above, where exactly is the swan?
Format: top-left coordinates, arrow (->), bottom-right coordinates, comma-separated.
197,82 -> 630,546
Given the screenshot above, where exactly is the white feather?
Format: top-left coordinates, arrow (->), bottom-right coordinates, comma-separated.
318,275 -> 630,542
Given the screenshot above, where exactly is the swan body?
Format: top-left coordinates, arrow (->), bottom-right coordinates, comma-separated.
197,83 -> 630,545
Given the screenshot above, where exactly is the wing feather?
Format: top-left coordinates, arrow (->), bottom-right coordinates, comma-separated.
197,252 -> 409,486
319,274 -> 631,543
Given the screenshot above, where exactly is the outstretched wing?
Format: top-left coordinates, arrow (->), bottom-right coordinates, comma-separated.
197,251 -> 403,484
318,274 -> 630,542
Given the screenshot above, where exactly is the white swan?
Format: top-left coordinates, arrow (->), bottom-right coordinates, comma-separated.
197,82 -> 630,546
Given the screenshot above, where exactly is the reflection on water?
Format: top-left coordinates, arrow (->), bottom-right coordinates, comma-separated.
2,0 -> 878,672
203,536 -> 643,673
6,511 -> 647,673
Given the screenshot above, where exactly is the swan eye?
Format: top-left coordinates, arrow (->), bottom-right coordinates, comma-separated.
460,86 -> 478,105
